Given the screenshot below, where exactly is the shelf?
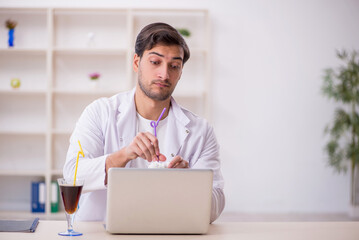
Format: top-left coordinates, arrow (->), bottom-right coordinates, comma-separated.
53,89 -> 120,96
0,7 -> 210,218
0,9 -> 48,49
54,48 -> 127,55
0,51 -> 47,91
0,48 -> 47,54
54,53 -> 127,91
0,89 -> 47,95
0,48 -> 128,55
0,135 -> 46,172
53,94 -> 110,131
0,8 -> 47,13
0,130 -> 46,135
0,170 -> 45,177
54,9 -> 128,49
0,94 -> 47,131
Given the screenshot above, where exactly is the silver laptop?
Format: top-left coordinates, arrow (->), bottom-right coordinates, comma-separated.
105,168 -> 213,234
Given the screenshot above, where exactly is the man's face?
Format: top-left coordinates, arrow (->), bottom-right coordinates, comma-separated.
134,44 -> 184,101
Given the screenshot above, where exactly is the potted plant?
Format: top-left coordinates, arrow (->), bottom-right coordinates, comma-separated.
322,49 -> 359,216
176,28 -> 192,46
5,19 -> 17,48
177,28 -> 191,38
89,72 -> 100,89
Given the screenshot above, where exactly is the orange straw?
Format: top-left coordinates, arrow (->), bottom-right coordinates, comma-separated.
73,140 -> 84,186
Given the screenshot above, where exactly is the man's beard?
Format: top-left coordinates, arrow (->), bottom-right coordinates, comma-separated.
138,69 -> 174,101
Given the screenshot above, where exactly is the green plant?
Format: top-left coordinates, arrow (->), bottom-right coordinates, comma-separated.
177,28 -> 191,38
322,49 -> 359,205
5,19 -> 17,29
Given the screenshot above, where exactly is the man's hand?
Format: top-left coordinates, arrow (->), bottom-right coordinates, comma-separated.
126,132 -> 166,162
167,156 -> 189,168
105,132 -> 166,185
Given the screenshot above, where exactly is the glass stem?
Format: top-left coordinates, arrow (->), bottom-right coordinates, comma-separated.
66,213 -> 74,232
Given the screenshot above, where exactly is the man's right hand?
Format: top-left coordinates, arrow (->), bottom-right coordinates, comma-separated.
105,132 -> 166,185
126,132 -> 165,162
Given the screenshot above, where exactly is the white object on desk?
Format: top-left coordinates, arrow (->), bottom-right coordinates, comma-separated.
148,161 -> 168,168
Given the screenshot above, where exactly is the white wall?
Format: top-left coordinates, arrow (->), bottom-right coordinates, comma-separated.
211,0 -> 359,214
2,0 -> 359,214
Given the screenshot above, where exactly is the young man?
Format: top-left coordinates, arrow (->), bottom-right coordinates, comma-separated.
63,22 -> 225,223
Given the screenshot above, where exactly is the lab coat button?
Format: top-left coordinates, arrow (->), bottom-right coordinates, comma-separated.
186,130 -> 189,134
171,153 -> 175,157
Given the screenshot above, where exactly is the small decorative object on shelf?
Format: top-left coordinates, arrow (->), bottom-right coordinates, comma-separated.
87,32 -> 95,48
89,72 -> 100,89
10,78 -> 21,89
5,19 -> 17,48
177,28 -> 191,38
89,72 -> 100,80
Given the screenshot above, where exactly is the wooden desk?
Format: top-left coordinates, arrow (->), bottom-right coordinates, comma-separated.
1,221 -> 359,239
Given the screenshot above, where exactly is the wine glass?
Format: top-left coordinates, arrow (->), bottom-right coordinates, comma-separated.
57,178 -> 84,236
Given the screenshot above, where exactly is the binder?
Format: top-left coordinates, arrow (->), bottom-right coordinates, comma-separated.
51,181 -> 59,213
31,182 -> 45,213
31,181 -> 60,213
0,218 -> 39,232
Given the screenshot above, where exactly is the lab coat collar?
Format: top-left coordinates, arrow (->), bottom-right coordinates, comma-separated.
117,88 -> 136,115
163,99 -> 191,160
116,89 -> 137,147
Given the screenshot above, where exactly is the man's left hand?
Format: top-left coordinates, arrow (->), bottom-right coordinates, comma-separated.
168,156 -> 189,168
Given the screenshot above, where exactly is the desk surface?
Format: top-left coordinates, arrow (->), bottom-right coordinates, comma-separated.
1,221 -> 359,239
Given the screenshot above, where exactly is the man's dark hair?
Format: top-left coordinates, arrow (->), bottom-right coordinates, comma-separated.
135,22 -> 190,64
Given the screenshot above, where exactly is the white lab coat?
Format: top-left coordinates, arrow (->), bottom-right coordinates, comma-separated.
63,88 -> 225,223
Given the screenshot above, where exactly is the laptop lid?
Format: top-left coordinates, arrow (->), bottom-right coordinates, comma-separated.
106,168 -> 213,234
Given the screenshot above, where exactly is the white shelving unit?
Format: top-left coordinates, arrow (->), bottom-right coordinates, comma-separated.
0,7 -> 210,219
